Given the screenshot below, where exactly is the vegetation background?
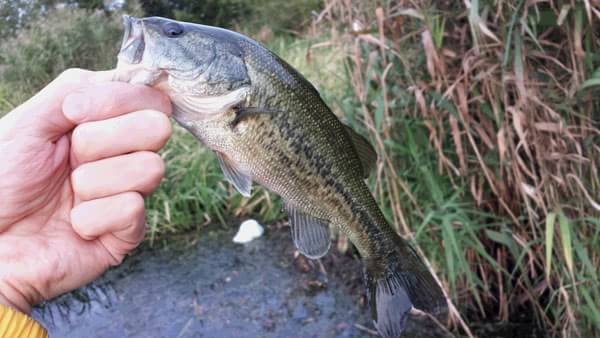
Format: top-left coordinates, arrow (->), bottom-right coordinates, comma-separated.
0,0 -> 598,337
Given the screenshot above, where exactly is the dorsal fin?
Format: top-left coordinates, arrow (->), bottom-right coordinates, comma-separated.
285,203 -> 331,259
215,152 -> 252,197
344,125 -> 377,178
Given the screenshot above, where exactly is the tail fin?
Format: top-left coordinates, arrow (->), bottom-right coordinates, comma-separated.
364,238 -> 447,338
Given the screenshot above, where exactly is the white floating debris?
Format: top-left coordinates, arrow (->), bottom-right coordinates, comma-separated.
232,219 -> 264,244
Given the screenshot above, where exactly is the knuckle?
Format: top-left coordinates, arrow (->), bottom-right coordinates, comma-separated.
58,68 -> 88,83
103,91 -> 120,114
144,109 -> 166,125
109,254 -> 125,266
122,192 -> 145,221
146,110 -> 172,146
140,152 -> 165,183
70,206 -> 93,238
70,166 -> 88,197
71,125 -> 91,161
157,92 -> 172,115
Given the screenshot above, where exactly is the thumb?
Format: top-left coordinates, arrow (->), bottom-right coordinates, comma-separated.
0,68 -> 117,141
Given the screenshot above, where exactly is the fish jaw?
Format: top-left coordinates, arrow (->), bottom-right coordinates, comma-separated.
114,15 -> 162,85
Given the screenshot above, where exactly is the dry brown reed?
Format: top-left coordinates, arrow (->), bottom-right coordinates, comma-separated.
314,0 -> 599,336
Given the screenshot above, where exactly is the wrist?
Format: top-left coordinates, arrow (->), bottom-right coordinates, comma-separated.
0,280 -> 32,314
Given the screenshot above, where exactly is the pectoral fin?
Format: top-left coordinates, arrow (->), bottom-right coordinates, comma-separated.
285,204 -> 331,259
344,125 -> 377,178
231,106 -> 281,126
215,152 -> 252,197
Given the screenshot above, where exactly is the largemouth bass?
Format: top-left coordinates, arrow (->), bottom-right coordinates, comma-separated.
115,16 -> 447,337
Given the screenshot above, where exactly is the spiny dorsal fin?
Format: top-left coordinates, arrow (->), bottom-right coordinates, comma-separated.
215,152 -> 252,197
344,125 -> 377,178
285,203 -> 331,259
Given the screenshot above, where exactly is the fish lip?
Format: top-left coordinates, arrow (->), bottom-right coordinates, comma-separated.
120,15 -> 132,50
118,15 -> 145,64
115,15 -> 160,85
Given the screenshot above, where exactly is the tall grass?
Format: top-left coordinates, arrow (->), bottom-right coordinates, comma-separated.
315,0 -> 599,336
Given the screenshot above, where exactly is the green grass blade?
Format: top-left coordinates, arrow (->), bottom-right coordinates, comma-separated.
545,212 -> 557,279
502,0 -> 525,67
573,230 -> 597,280
486,229 -> 512,247
558,210 -> 574,276
578,67 -> 600,92
580,287 -> 600,328
442,215 -> 458,294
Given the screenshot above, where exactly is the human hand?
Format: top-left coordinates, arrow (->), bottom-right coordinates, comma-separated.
0,69 -> 172,313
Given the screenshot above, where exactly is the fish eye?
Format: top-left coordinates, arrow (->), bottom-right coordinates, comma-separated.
163,22 -> 184,38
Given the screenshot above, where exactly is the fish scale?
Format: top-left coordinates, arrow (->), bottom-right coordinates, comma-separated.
116,15 -> 447,338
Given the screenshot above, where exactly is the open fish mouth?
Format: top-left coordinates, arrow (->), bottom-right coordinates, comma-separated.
119,15 -> 145,65
115,15 -> 164,85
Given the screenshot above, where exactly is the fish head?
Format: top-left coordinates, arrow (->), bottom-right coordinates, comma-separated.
116,15 -> 251,119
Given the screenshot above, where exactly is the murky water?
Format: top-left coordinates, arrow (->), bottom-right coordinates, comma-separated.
33,225 -> 379,338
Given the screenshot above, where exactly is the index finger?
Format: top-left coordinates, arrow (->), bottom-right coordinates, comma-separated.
62,81 -> 172,124
1,68 -> 120,141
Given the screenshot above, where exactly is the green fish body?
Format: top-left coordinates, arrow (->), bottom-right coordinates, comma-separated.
116,16 -> 447,337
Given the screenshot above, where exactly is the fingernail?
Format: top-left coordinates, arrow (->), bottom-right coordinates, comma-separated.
63,93 -> 88,122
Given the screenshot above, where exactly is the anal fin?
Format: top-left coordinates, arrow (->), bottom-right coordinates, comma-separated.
285,204 -> 331,259
215,152 -> 252,197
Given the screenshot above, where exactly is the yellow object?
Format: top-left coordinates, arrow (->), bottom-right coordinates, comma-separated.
0,304 -> 47,338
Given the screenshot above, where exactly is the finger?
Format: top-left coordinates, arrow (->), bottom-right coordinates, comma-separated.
71,109 -> 172,165
91,69 -> 119,83
62,81 -> 172,124
71,151 -> 165,201
71,192 -> 146,241
71,192 -> 146,264
1,68 -> 114,141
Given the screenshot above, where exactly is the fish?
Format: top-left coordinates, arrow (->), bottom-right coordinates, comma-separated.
114,15 -> 447,337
